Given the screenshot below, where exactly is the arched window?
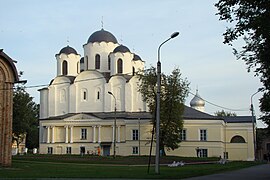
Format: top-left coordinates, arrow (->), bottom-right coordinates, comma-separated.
81,89 -> 88,101
117,59 -> 123,74
95,54 -> 100,69
230,135 -> 246,143
108,56 -> 111,70
62,60 -> 68,75
97,91 -> 100,100
132,66 -> 135,76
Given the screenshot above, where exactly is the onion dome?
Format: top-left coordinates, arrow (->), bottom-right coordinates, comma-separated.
58,45 -> 78,55
133,54 -> 142,61
113,45 -> 130,53
190,90 -> 205,107
87,29 -> 118,43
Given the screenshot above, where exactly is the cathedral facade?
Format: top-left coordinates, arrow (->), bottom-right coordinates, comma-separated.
39,29 -> 254,161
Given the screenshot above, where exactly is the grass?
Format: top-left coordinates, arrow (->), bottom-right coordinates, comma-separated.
0,155 -> 262,179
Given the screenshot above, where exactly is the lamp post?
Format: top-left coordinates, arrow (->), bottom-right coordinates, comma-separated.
250,89 -> 261,161
156,32 -> 179,174
108,91 -> 116,158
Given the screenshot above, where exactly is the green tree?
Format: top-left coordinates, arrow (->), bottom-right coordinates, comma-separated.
214,110 -> 236,117
138,67 -> 189,154
215,0 -> 270,129
13,86 -> 39,150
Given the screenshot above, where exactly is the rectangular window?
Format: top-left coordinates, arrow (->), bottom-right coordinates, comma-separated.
48,147 -> 53,154
132,147 -> 138,154
198,149 -> 208,157
200,129 -> 207,141
180,129 -> 186,141
132,129 -> 139,140
83,91 -> 87,100
66,147 -> 72,154
81,128 -> 87,140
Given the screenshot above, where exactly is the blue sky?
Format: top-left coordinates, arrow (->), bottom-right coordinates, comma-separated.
0,0 -> 265,127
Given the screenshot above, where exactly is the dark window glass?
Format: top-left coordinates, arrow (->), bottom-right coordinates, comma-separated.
62,60 -> 68,75
95,54 -> 100,69
230,135 -> 246,143
108,56 -> 111,70
117,59 -> 123,74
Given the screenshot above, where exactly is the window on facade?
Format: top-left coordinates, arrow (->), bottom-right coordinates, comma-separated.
132,129 -> 139,140
97,91 -> 100,100
81,89 -> 87,101
81,128 -> 87,140
48,147 -> 53,154
66,147 -> 72,154
95,54 -> 100,69
117,59 -> 123,74
180,129 -> 186,141
108,56 -> 111,70
132,147 -> 138,154
198,149 -> 208,157
132,66 -> 135,76
230,135 -> 246,143
200,129 -> 207,141
62,60 -> 68,75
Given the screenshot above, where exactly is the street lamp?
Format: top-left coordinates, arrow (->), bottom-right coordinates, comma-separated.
108,91 -> 117,158
156,31 -> 179,174
250,88 -> 261,161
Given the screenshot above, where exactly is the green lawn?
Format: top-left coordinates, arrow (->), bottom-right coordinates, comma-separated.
0,155 -> 261,179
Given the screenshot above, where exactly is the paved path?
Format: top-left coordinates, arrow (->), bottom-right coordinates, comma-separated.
184,163 -> 270,180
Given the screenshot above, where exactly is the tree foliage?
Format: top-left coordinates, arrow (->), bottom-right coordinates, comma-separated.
215,0 -> 270,128
138,67 -> 189,153
214,110 -> 237,117
13,86 -> 39,149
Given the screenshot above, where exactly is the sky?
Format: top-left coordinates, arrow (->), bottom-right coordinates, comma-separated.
0,0 -> 265,127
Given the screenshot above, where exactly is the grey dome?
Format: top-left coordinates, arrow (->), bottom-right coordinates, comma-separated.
87,29 -> 118,43
133,54 -> 142,61
113,45 -> 130,53
59,46 -> 78,55
190,90 -> 205,107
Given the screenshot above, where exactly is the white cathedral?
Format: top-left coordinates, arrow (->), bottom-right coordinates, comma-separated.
39,29 -> 255,160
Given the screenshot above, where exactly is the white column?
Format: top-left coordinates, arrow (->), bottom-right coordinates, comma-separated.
92,126 -> 96,143
51,126 -> 55,143
65,126 -> 69,143
46,126 -> 50,143
117,126 -> 121,142
112,125 -> 115,142
98,126 -> 101,143
70,126 -> 73,143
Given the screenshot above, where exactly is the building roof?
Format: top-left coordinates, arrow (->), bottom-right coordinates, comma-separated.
40,105 -> 222,121
190,90 -> 205,107
58,45 -> 78,55
87,29 -> 118,44
0,49 -> 19,82
222,116 -> 253,123
113,45 -> 130,53
133,54 -> 142,61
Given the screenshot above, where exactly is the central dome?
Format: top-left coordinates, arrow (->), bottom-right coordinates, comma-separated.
87,29 -> 118,43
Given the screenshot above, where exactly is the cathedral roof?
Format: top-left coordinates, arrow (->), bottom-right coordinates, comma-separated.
58,45 -> 78,55
113,45 -> 130,53
87,29 -> 118,44
190,90 -> 205,107
133,54 -> 142,61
